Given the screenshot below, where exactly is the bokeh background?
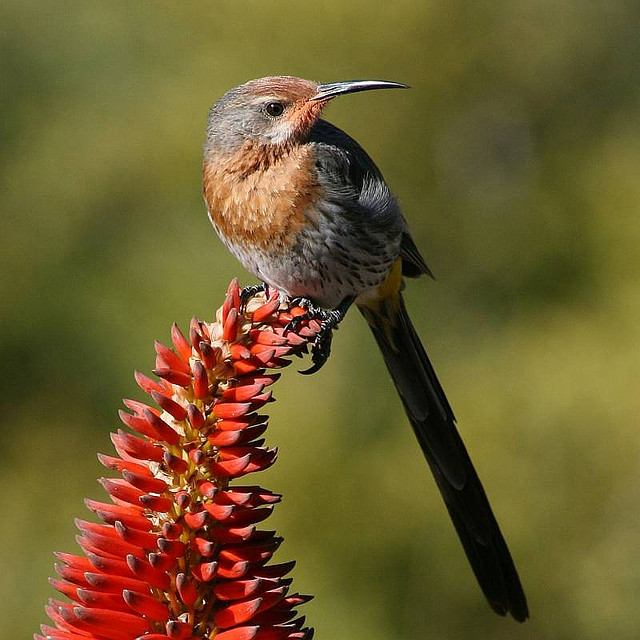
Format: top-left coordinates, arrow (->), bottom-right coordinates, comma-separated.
2,2 -> 640,638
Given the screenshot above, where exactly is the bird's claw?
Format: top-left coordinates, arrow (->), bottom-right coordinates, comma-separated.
283,298 -> 322,334
299,319 -> 336,375
240,283 -> 268,314
283,298 -> 348,375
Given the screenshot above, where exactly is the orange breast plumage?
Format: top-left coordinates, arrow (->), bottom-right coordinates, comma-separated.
203,141 -> 321,255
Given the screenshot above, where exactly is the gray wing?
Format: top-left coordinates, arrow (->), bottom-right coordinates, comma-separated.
309,119 -> 432,278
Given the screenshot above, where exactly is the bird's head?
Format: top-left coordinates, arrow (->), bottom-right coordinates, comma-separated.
205,75 -> 408,154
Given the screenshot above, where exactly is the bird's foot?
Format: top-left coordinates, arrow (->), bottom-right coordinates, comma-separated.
240,282 -> 269,314
285,296 -> 354,375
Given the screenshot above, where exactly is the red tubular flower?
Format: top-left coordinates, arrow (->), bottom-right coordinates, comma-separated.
38,280 -> 318,640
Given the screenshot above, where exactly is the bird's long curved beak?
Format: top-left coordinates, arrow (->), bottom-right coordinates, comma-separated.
310,80 -> 410,102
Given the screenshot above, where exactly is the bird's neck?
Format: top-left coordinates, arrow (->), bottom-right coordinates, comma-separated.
204,138 -> 293,178
203,139 -> 319,252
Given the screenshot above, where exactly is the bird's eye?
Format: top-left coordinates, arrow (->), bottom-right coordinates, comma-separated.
265,102 -> 285,117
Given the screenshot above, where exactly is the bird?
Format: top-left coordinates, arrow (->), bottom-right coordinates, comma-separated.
202,75 -> 529,622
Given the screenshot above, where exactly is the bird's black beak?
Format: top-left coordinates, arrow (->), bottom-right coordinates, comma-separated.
310,80 -> 410,102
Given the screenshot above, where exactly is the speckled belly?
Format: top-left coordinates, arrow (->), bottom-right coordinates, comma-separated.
217,200 -> 401,308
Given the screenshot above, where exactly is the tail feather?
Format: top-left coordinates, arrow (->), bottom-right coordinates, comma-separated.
359,293 -> 529,622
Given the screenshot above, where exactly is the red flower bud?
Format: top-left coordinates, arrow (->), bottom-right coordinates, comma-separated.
40,283 -> 316,639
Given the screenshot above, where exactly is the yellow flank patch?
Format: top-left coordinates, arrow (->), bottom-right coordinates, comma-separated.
357,258 -> 403,308
357,259 -> 403,349
377,258 -> 403,301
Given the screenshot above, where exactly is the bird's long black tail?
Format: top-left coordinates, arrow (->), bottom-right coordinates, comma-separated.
358,292 -> 529,622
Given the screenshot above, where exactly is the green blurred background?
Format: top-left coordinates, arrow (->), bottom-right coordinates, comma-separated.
2,1 -> 640,638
